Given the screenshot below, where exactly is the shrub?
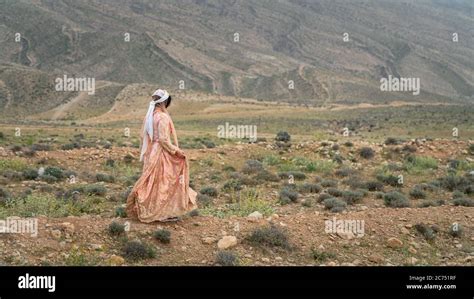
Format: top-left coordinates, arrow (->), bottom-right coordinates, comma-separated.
321,179 -> 338,188
298,183 -> 321,194
278,171 -> 306,180
0,187 -> 11,205
44,166 -> 64,179
279,187 -> 299,204
402,145 -> 417,153
452,197 -> 474,207
222,179 -> 243,192
108,221 -> 125,236
215,251 -> 239,266
85,184 -> 107,196
153,229 -> 171,244
254,170 -> 280,182
448,223 -> 463,238
414,223 -> 436,241
323,197 -> 347,212
31,144 -> 51,151
364,181 -> 384,191
200,186 -> 218,197
383,191 -> 409,208
335,168 -> 355,177
384,137 -> 403,145
105,159 -> 115,167
96,173 -> 115,183
39,174 -> 58,184
327,188 -> 343,197
61,143 -> 81,150
197,194 -> 213,207
318,193 -> 332,202
22,168 -> 39,180
115,206 -> 127,218
359,147 -> 375,159
417,199 -> 445,208
122,240 -> 156,261
344,141 -> 353,147
123,154 -> 134,164
409,187 -> 427,199
437,175 -> 470,192
468,144 -> 474,154
311,249 -> 336,263
376,173 -> 401,187
242,160 -> 264,174
275,131 -> 291,142
342,190 -> 364,204
247,225 -> 290,249
404,155 -> 438,174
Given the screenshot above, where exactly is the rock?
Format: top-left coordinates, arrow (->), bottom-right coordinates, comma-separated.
337,231 -> 355,240
261,257 -> 270,263
58,222 -> 75,237
201,237 -> 217,245
50,229 -> 62,240
217,235 -> 238,250
387,237 -> 403,248
409,257 -> 419,265
369,253 -> 384,264
108,255 -> 125,266
400,227 -> 410,235
327,261 -> 337,266
275,256 -> 283,262
247,211 -> 263,222
408,247 -> 417,254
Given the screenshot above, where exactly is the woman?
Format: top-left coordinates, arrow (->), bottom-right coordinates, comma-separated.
126,89 -> 197,222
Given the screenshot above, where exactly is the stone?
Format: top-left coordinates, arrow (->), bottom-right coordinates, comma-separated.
247,211 -> 263,222
201,237 -> 217,245
408,247 -> 417,254
400,227 -> 410,235
50,229 -> 62,240
217,235 -> 237,250
387,237 -> 403,248
369,253 -> 384,264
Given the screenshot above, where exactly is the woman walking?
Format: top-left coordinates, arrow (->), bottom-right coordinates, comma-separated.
126,89 -> 197,222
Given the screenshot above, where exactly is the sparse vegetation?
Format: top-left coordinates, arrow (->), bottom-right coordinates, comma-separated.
153,229 -> 171,244
383,191 -> 410,208
122,240 -> 156,261
215,251 -> 239,266
247,225 -> 290,249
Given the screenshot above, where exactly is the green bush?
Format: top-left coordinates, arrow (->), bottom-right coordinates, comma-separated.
327,188 -> 343,197
342,190 -> 364,205
414,223 -> 436,240
108,221 -> 125,236
153,229 -> 171,244
197,194 -> 213,207
200,186 -> 218,197
216,251 -> 239,266
275,131 -> 291,142
404,156 -> 438,174
122,240 -> 156,261
115,206 -> 127,218
323,197 -> 347,212
96,173 -> 115,183
452,197 -> 474,207
22,168 -> 39,180
279,187 -> 298,204
222,179 -> 243,192
39,174 -> 58,184
409,187 -> 427,199
383,191 -> 410,208
242,160 -> 264,174
247,225 -> 290,249
321,179 -> 337,188
359,147 -> 375,159
85,184 -> 107,196
364,181 -> 384,191
298,183 -> 321,194
417,199 -> 445,208
44,166 -> 65,179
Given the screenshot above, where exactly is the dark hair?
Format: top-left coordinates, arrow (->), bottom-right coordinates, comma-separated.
164,95 -> 172,108
154,95 -> 172,108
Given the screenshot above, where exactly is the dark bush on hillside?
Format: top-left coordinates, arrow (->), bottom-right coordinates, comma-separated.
298,183 -> 321,194
327,188 -> 343,197
323,197 -> 347,212
279,187 -> 298,204
23,168 -> 39,180
414,223 -> 436,241
247,225 -> 290,249
364,181 -> 384,191
275,131 -> 291,142
409,187 -> 427,199
342,190 -> 364,204
215,251 -> 239,266
153,229 -> 171,244
359,147 -> 375,159
453,197 -> 474,207
44,166 -> 64,179
122,240 -> 156,261
200,186 -> 218,197
108,221 -> 125,236
242,160 -> 264,174
197,194 -> 213,207
383,191 -> 409,208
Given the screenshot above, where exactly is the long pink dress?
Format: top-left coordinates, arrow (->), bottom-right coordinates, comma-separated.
126,109 -> 197,222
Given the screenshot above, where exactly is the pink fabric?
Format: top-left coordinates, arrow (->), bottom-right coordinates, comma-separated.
126,110 -> 197,222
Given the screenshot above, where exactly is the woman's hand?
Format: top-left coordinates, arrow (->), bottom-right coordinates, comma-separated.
175,149 -> 186,158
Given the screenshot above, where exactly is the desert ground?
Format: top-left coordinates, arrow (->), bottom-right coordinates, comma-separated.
0,98 -> 473,266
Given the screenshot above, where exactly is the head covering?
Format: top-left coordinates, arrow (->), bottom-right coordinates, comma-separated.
140,89 -> 169,161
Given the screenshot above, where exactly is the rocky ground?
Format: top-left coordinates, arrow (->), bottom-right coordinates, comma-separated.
0,137 -> 473,266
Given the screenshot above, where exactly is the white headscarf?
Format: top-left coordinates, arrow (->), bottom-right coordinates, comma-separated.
140,89 -> 169,161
